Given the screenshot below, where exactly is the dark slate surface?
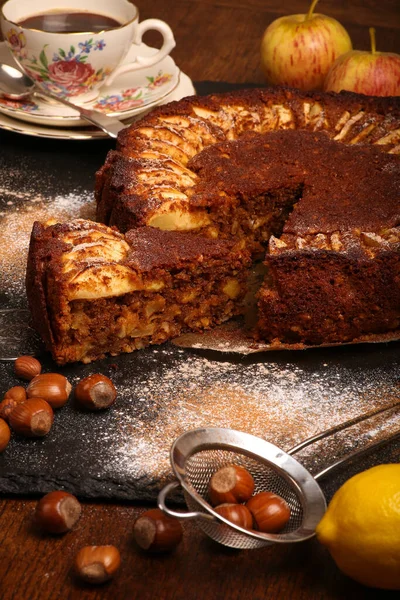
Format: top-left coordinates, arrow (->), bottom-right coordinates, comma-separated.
0,81 -> 398,504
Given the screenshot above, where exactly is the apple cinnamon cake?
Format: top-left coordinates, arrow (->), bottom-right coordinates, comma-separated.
26,87 -> 400,362
26,220 -> 251,364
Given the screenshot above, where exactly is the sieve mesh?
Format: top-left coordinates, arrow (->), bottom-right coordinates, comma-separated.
159,427 -> 327,549
182,448 -> 305,549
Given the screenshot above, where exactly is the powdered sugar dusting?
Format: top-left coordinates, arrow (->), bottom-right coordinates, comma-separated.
99,346 -> 399,490
0,190 -> 95,305
0,335 -> 398,501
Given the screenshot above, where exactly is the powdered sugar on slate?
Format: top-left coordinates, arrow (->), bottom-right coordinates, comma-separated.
101,345 -> 399,488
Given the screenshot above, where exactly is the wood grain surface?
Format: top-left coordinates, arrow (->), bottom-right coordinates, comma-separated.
136,0 -> 400,84
0,1 -> 399,599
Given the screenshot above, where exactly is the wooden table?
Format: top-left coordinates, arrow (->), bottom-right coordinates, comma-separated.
0,1 -> 399,599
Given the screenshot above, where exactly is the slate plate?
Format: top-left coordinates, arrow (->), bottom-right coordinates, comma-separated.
0,333 -> 398,503
0,81 -> 399,504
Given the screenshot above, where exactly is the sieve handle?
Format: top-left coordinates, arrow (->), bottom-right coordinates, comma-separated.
158,481 -> 217,522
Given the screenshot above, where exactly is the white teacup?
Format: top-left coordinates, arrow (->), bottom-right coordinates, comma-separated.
0,0 -> 175,102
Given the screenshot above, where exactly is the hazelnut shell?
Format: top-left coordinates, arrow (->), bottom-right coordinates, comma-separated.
0,418 -> 11,452
208,464 -> 255,505
74,374 -> 116,410
0,397 -> 19,422
14,355 -> 41,381
246,491 -> 291,533
0,387 -> 27,422
27,373 -> 71,408
35,490 -> 81,534
214,503 -> 253,530
4,386 -> 27,403
133,508 -> 183,552
9,398 -> 54,437
75,545 -> 121,584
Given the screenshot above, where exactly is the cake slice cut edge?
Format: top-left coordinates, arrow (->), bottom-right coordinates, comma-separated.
26,219 -> 252,365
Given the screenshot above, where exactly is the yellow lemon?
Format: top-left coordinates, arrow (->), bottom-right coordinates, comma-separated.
316,464 -> 400,590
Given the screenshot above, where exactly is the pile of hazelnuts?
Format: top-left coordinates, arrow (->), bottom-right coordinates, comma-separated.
208,464 -> 291,534
0,355 -> 117,450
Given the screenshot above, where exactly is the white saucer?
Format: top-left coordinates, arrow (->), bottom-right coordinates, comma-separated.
0,72 -> 195,140
0,41 -> 180,127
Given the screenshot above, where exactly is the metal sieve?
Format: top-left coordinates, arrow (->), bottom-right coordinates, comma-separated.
158,401 -> 400,549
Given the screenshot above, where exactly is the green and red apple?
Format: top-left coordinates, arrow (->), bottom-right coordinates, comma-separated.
324,28 -> 400,96
260,0 -> 352,91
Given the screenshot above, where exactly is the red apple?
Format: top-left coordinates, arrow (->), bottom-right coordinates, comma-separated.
260,0 -> 352,91
324,28 -> 400,96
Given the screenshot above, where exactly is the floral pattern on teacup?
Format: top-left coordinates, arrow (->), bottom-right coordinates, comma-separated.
6,28 -> 27,58
93,72 -> 173,113
7,34 -> 111,98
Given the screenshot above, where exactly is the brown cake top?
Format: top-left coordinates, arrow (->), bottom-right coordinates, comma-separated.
124,226 -> 246,271
188,130 -> 400,235
97,85 -> 400,236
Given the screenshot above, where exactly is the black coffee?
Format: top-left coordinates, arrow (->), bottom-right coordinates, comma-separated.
17,11 -> 122,33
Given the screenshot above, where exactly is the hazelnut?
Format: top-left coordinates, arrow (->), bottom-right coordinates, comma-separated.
74,374 -> 117,411
133,508 -> 183,552
9,398 -> 54,437
0,398 -> 19,422
26,373 -> 71,409
35,491 -> 81,534
246,491 -> 291,533
74,545 -> 121,584
208,464 -> 255,506
0,418 -> 11,452
0,387 -> 27,422
214,503 -> 253,530
4,386 -> 27,403
14,355 -> 42,381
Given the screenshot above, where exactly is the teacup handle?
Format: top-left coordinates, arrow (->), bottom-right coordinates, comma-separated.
104,19 -> 176,86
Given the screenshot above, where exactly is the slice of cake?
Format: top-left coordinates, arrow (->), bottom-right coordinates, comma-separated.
254,131 -> 400,345
258,228 -> 400,345
26,220 -> 251,364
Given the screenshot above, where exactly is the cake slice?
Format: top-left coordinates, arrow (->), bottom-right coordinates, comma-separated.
26,220 -> 251,364
258,228 -> 400,345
